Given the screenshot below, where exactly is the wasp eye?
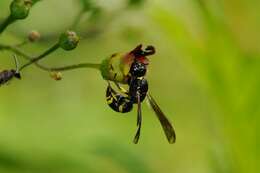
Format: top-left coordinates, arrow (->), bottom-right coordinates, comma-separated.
130,62 -> 146,77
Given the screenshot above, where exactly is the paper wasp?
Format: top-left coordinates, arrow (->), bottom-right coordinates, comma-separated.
103,45 -> 176,144
0,55 -> 21,86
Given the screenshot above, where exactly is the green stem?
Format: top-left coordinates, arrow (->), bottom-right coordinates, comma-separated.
15,40 -> 29,47
47,63 -> 100,72
0,44 -> 100,72
0,43 -> 31,60
0,43 -> 47,70
0,15 -> 15,35
70,9 -> 85,30
19,43 -> 60,70
0,43 -> 101,72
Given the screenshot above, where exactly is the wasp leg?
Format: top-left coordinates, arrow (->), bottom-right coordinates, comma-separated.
13,55 -> 21,79
133,91 -> 142,144
113,81 -> 129,95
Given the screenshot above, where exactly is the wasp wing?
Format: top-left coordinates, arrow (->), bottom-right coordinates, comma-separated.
147,93 -> 176,143
133,92 -> 142,144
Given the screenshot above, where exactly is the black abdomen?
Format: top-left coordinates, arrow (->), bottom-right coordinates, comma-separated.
0,70 -> 15,85
129,77 -> 148,103
106,86 -> 133,113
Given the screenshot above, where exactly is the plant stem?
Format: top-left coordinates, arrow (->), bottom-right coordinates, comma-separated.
15,40 -> 29,47
70,9 -> 85,30
19,43 -> 60,70
46,63 -> 100,71
0,43 -> 33,60
0,43 -> 47,70
0,15 -> 15,35
0,43 -> 101,72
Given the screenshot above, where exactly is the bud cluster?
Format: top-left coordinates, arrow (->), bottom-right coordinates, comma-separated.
10,0 -> 33,20
58,31 -> 79,51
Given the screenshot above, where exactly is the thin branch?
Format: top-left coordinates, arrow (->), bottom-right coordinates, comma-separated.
47,63 -> 100,71
0,43 -> 50,70
0,43 -> 31,59
70,9 -> 85,30
0,43 -> 101,72
19,43 -> 60,70
0,15 -> 15,34
15,40 -> 29,47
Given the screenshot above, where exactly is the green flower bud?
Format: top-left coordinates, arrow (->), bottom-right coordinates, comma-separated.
10,0 -> 33,19
58,31 -> 79,51
28,30 -> 40,42
100,53 -> 130,84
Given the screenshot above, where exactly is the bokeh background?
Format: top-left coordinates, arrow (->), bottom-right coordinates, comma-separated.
0,0 -> 258,173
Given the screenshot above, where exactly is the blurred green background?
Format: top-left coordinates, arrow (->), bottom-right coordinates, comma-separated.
0,0 -> 258,173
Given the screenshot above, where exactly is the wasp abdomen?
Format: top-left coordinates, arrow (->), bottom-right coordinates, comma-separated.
129,77 -> 148,103
106,86 -> 133,113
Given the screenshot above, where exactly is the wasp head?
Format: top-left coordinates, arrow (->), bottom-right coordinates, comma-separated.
127,44 -> 155,77
10,69 -> 21,79
129,61 -> 146,77
130,44 -> 155,65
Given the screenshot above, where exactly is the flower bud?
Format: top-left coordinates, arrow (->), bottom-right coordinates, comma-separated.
58,31 -> 79,51
50,71 -> 62,81
28,30 -> 40,42
10,0 -> 32,19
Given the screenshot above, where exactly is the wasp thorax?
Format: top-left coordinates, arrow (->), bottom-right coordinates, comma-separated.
59,31 -> 79,51
10,0 -> 32,19
130,61 -> 146,77
129,78 -> 148,103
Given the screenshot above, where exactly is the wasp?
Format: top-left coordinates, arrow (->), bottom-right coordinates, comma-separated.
0,55 -> 21,86
103,45 -> 176,144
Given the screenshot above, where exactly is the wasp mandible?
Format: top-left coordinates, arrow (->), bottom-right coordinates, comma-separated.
0,55 -> 21,86
100,45 -> 176,144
